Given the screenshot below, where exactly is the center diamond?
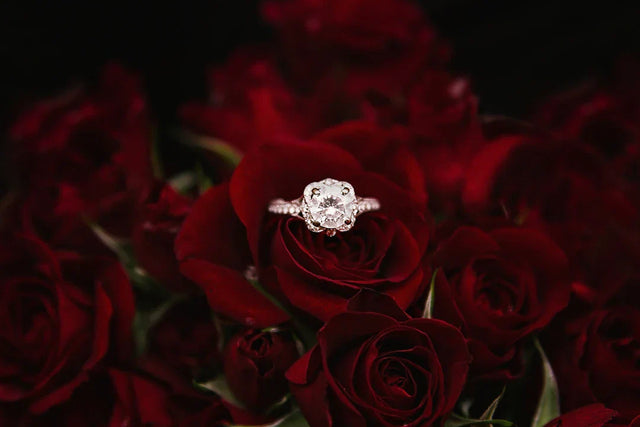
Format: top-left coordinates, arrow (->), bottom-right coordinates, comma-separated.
303,178 -> 357,232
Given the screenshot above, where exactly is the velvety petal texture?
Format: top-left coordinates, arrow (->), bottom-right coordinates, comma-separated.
287,290 -> 470,427
548,306 -> 640,423
544,404 -> 618,427
433,226 -> 571,378
8,64 -> 153,246
175,183 -> 290,327
0,234 -> 134,414
132,183 -> 193,292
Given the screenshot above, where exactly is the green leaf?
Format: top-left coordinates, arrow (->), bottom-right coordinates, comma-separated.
531,337 -> 560,427
195,163 -> 213,194
245,276 -> 289,316
422,269 -> 439,319
133,294 -> 185,356
480,386 -> 506,420
444,413 -> 514,427
168,171 -> 198,195
174,129 -> 243,167
194,375 -> 245,409
86,219 -> 131,261
86,219 -> 167,294
246,273 -> 316,350
227,408 -> 310,427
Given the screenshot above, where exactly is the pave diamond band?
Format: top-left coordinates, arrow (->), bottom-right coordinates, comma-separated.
267,178 -> 381,236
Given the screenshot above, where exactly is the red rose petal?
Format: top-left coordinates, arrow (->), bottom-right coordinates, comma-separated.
180,259 -> 289,327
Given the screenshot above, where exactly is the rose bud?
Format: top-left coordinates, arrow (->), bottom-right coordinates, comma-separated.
132,183 -> 192,292
287,290 -> 470,427
223,329 -> 299,412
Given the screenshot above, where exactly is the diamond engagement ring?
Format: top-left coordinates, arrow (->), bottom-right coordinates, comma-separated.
268,178 -> 381,236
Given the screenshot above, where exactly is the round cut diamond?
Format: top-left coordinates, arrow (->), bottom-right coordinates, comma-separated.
303,178 -> 357,232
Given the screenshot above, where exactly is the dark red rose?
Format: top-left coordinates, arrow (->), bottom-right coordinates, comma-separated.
533,60 -> 640,161
432,226 -> 570,378
544,404 -> 618,427
0,375 -> 115,427
176,138 -> 430,325
406,71 -> 483,212
532,60 -> 640,209
407,72 -> 479,143
147,298 -> 221,377
8,63 -> 153,245
180,49 -> 314,155
286,290 -> 470,427
108,369 -> 230,427
0,234 -> 134,413
262,0 -> 449,94
223,329 -> 299,412
461,126 -> 640,306
460,124 -> 633,225
312,121 -> 427,202
132,183 -> 192,292
548,306 -> 640,422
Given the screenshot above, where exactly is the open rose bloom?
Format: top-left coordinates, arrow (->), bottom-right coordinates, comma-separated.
1,1 -> 639,426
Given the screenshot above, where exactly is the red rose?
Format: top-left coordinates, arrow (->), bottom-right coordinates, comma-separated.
461,126 -> 640,305
108,369 -> 229,427
544,404 -> 618,427
312,121 -> 427,202
432,226 -> 570,378
8,63 -> 153,244
147,298 -> 221,377
286,290 -> 470,427
406,71 -> 483,212
175,138 -> 430,325
131,183 -> 192,292
533,60 -> 640,163
0,234 -> 134,413
223,329 -> 299,412
532,60 -> 640,211
548,306 -> 640,422
0,376 -> 115,427
262,0 -> 448,94
180,49 -> 314,155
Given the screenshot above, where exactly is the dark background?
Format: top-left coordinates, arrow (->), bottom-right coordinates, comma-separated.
2,1 -> 640,129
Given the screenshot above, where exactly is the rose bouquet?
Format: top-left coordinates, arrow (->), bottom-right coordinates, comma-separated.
1,0 -> 639,426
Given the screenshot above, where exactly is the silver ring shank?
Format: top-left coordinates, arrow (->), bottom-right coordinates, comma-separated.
267,197 -> 303,217
355,197 -> 381,216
